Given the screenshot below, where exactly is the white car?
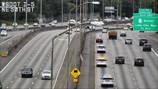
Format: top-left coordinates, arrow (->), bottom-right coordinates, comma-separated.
90,21 -> 104,30
41,69 -> 51,80
101,74 -> 114,87
96,60 -> 107,67
68,19 -> 76,25
12,22 -> 18,27
125,39 -> 132,44
75,28 -> 80,32
49,22 -> 55,26
123,27 -> 128,30
96,44 -> 106,53
102,29 -> 108,33
52,20 -> 57,24
124,17 -> 130,21
24,23 -> 29,27
104,18 -> 112,22
33,23 -> 38,27
1,23 -> 7,29
0,30 -> 7,36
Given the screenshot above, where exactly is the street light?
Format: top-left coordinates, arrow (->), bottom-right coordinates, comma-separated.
79,0 -> 100,47
13,6 -> 17,30
91,1 -> 100,5
25,0 -> 28,30
39,0 -> 43,25
61,0 -> 63,23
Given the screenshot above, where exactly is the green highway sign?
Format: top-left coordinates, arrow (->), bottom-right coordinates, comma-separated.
134,16 -> 158,31
139,9 -> 152,14
133,9 -> 158,31
134,13 -> 158,17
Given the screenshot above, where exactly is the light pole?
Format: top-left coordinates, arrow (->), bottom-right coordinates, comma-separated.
139,0 -> 142,8
51,37 -> 55,89
13,6 -> 17,30
39,0 -> 43,25
111,0 -> 112,18
25,0 -> 28,29
120,0 -> 122,19
117,0 -> 119,19
76,0 -> 78,26
133,0 -> 135,14
51,33 -> 67,89
102,0 -> 105,19
61,0 -> 63,23
92,0 -> 94,19
79,0 -> 100,54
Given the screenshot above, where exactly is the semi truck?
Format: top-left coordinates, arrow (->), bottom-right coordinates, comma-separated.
108,31 -> 117,39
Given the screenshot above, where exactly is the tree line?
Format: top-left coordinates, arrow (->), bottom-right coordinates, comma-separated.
0,0 -> 157,24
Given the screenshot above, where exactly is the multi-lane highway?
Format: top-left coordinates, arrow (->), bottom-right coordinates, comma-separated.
0,30 -> 31,43
0,25 -> 158,89
95,30 -> 158,89
0,29 -> 75,89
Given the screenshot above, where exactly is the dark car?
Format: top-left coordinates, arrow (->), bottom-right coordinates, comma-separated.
139,39 -> 148,46
125,39 -> 132,44
115,56 -> 125,64
139,31 -> 144,32
143,44 -> 151,52
134,58 -> 144,66
96,38 -> 103,43
21,68 -> 33,78
120,31 -> 126,37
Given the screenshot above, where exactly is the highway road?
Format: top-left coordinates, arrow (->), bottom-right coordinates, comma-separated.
94,30 -> 158,89
138,32 -> 158,53
0,29 -> 75,89
0,30 -> 31,43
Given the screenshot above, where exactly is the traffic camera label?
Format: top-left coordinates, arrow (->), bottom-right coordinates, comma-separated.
0,1 -> 35,12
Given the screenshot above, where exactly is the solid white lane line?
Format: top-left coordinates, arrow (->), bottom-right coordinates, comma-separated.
151,48 -> 158,57
52,44 -> 68,89
53,32 -> 75,89
0,41 -> 28,74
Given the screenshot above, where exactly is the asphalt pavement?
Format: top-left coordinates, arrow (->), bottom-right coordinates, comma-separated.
0,29 -> 75,89
138,32 -> 158,53
95,30 -> 158,89
0,30 -> 31,44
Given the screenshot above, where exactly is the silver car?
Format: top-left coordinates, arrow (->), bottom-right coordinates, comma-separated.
101,74 -> 114,87
41,69 -> 51,80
